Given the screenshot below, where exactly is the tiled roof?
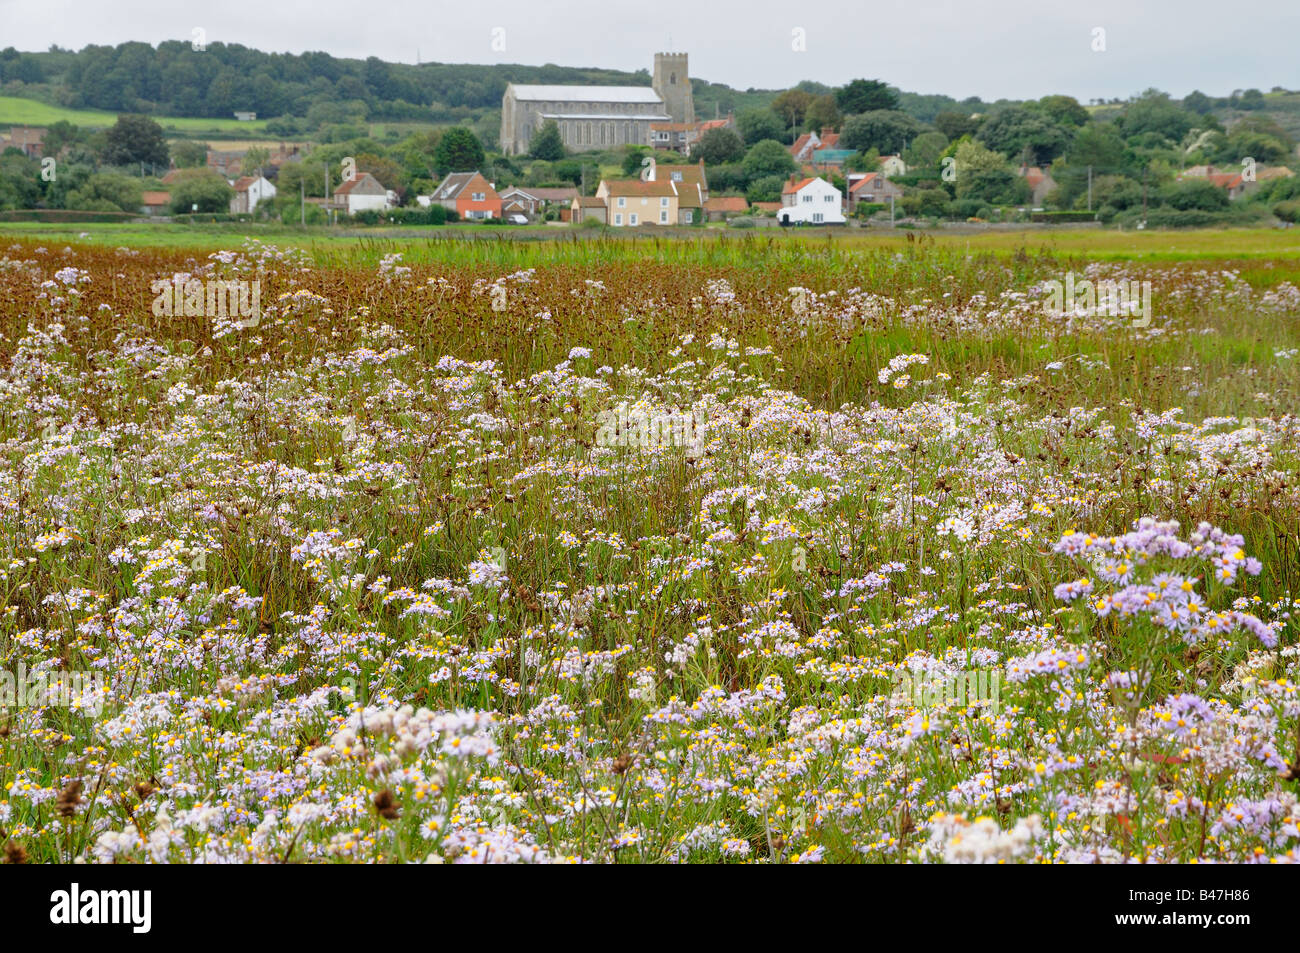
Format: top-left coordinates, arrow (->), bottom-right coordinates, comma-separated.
334,172 -> 386,195
142,191 -> 171,206
604,179 -> 677,197
510,84 -> 662,103
706,196 -> 748,212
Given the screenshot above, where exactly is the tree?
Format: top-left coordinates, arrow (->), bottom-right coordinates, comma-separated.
1036,95 -> 1090,128
242,146 -> 271,177
934,111 -> 981,141
1119,90 -> 1197,143
692,127 -> 745,165
976,106 -> 1072,163
64,172 -> 142,212
745,174 -> 787,204
741,139 -> 797,179
433,126 -> 485,174
839,110 -> 923,155
621,146 -> 652,176
771,89 -> 814,135
835,79 -> 899,115
170,140 -> 209,168
1183,91 -> 1213,115
101,114 -> 168,169
169,171 -> 234,213
0,151 -> 41,210
902,132 -> 948,171
529,120 -> 565,161
1160,179 -> 1228,211
737,108 -> 786,145
805,95 -> 841,133
42,121 -> 84,158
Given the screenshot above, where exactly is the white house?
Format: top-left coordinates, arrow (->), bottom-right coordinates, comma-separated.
332,172 -> 390,215
778,176 -> 845,225
229,175 -> 277,214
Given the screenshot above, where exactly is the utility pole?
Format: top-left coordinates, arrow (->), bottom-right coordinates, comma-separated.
324,163 -> 331,226
890,193 -> 895,225
1087,165 -> 1093,211
300,178 -> 305,226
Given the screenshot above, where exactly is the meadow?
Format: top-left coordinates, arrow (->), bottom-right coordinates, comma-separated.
0,229 -> 1298,863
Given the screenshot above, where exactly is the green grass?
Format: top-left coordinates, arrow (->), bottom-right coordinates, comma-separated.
2,221 -> 1298,263
0,95 -> 274,136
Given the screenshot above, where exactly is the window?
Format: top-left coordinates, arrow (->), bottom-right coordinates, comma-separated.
825,194 -> 834,202
683,210 -> 693,223
813,213 -> 823,223
617,197 -> 626,208
802,194 -> 812,203
660,197 -> 669,207
660,210 -> 669,223
614,213 -> 623,225
472,192 -> 484,202
630,213 -> 638,225
671,171 -> 682,182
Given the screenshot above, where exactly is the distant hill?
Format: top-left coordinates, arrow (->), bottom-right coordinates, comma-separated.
0,42 -> 1294,152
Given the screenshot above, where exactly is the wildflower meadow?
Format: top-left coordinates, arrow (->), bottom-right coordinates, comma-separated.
2,233 -> 1298,865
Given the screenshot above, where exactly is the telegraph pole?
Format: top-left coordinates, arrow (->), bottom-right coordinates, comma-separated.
1087,165 -> 1093,212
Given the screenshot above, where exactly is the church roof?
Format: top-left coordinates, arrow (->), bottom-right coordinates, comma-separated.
509,84 -> 663,104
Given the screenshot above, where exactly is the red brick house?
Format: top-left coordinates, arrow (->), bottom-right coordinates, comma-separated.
432,172 -> 502,221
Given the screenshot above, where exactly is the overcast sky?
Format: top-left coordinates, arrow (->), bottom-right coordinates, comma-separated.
2,0 -> 1297,102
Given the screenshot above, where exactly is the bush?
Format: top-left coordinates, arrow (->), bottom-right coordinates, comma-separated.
726,216 -> 756,228
1029,210 -> 1099,223
1274,200 -> 1300,224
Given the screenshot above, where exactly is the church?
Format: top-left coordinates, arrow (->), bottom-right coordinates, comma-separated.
500,53 -> 695,156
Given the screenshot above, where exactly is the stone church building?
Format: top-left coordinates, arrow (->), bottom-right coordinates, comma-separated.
500,53 -> 694,155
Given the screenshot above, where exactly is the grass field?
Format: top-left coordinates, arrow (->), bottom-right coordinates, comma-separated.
0,95 -> 273,136
3,221 -> 1299,263
1,231 -> 1298,864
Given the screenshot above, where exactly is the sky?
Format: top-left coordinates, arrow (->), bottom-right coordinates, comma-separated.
1,0 -> 1297,102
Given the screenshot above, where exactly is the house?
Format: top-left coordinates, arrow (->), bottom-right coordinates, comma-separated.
596,160 -> 709,225
431,172 -> 501,221
705,195 -> 749,221
334,172 -> 392,215
598,179 -> 679,226
141,191 -> 172,216
877,154 -> 907,178
229,175 -> 277,214
847,173 -> 903,210
649,115 -> 736,153
207,149 -> 245,177
791,128 -> 841,163
571,195 -> 608,224
777,175 -> 845,225
2,126 -> 46,158
753,201 -> 782,215
1018,165 -> 1057,206
160,169 -> 185,186
1205,171 -> 1247,200
497,185 -> 579,220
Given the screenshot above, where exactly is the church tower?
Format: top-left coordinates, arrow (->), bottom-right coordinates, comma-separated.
652,52 -> 694,124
